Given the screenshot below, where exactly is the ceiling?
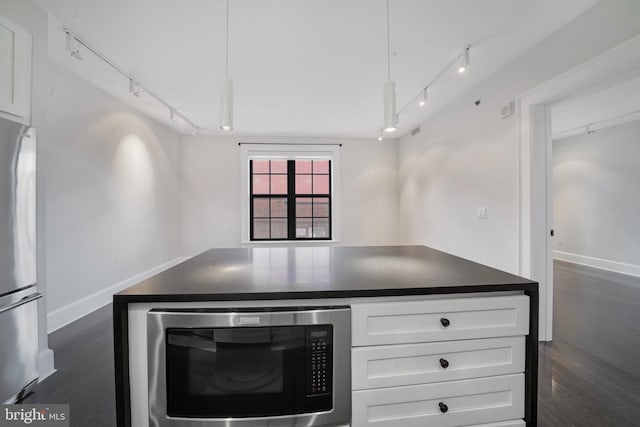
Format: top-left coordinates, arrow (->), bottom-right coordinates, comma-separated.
552,74 -> 640,140
37,0 -> 599,137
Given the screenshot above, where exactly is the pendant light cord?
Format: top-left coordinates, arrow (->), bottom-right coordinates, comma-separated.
386,0 -> 391,81
225,0 -> 230,79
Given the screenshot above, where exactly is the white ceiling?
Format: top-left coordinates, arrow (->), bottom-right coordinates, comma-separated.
37,0 -> 599,137
552,75 -> 640,140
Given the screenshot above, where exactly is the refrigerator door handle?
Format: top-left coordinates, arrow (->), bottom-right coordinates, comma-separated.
0,293 -> 42,314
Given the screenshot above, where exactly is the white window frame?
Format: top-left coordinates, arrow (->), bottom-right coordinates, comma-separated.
240,143 -> 341,244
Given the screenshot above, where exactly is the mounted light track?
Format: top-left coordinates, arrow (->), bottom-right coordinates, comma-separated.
62,28 -> 200,132
380,45 -> 472,138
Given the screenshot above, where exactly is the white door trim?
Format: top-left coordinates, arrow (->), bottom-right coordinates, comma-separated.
517,34 -> 640,341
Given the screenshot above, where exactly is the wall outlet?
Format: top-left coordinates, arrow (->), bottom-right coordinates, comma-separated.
477,207 -> 487,219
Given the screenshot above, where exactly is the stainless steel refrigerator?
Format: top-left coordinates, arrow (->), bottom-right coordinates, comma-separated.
0,116 -> 41,403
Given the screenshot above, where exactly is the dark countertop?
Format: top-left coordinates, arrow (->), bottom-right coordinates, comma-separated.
114,245 -> 536,302
112,246 -> 539,426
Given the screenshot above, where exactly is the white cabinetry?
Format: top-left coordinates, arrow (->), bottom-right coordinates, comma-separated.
351,295 -> 529,427
0,14 -> 32,122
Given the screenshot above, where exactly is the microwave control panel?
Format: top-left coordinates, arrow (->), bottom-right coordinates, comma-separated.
307,325 -> 333,396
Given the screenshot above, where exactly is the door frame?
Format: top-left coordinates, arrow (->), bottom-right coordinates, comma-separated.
517,35 -> 640,341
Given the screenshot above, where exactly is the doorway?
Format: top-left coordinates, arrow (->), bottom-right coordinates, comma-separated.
517,34 -> 640,341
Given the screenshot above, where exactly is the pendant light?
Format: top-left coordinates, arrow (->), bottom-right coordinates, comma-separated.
383,0 -> 397,133
220,0 -> 233,131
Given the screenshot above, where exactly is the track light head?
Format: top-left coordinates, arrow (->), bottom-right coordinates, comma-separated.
65,32 -> 83,60
129,79 -> 140,97
419,88 -> 428,107
458,47 -> 470,74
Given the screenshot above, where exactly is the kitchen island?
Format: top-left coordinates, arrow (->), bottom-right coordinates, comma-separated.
114,245 -> 538,427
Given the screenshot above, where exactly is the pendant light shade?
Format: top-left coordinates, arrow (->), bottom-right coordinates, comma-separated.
220,77 -> 233,131
383,80 -> 397,132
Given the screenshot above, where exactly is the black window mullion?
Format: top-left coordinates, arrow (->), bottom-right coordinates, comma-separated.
249,160 -> 254,240
287,160 -> 296,239
268,161 -> 272,239
328,160 -> 332,239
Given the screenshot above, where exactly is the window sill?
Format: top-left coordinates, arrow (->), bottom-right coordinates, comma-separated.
240,240 -> 340,246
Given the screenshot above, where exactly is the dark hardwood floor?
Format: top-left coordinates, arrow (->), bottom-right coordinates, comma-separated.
23,303 -> 115,426
538,261 -> 640,426
23,260 -> 640,426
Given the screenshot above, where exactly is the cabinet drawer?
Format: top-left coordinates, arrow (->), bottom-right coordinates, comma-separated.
352,295 -> 529,346
352,336 -> 525,390
352,373 -> 524,427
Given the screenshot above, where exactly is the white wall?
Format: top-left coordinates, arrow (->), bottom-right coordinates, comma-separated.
44,62 -> 182,318
553,120 -> 640,273
180,136 -> 398,256
398,0 -> 640,274
0,0 -> 52,377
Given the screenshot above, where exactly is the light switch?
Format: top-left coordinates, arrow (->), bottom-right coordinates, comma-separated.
477,207 -> 487,219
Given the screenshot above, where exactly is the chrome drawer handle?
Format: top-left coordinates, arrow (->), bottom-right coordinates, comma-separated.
0,293 -> 42,314
438,402 -> 449,413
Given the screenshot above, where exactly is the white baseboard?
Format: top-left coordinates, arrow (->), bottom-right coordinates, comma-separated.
554,250 -> 640,278
47,256 -> 189,333
38,349 -> 56,381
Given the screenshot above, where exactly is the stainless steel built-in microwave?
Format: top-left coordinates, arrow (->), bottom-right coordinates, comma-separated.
147,306 -> 351,427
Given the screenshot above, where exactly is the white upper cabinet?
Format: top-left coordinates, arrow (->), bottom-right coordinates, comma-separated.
0,14 -> 32,122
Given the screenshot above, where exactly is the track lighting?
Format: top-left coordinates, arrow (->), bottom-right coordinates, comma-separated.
129,79 -> 140,97
458,47 -> 470,74
418,88 -> 428,107
65,32 -> 83,60
63,27 -> 199,131
376,45 -> 471,136
220,0 -> 234,131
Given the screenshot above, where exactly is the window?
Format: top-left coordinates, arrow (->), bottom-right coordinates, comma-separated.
240,144 -> 340,243
250,159 -> 332,240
